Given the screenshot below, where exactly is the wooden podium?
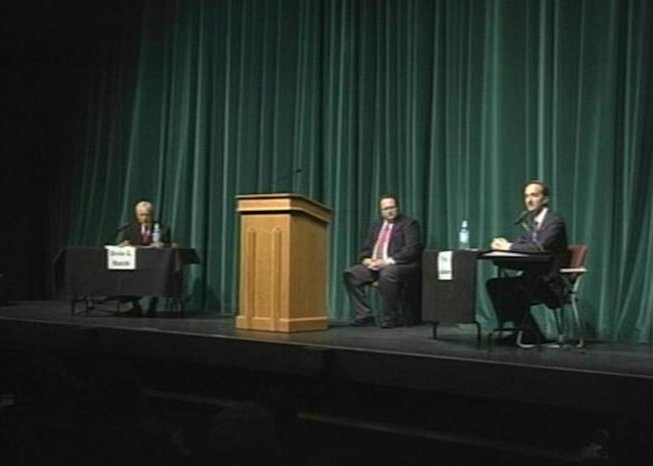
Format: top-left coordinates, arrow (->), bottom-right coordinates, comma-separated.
235,193 -> 332,332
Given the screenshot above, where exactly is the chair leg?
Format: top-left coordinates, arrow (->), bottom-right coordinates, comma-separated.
516,329 -> 537,349
552,307 -> 567,347
514,310 -> 546,349
545,302 -> 585,350
474,321 -> 482,344
570,296 -> 585,349
85,297 -> 95,315
71,295 -> 93,316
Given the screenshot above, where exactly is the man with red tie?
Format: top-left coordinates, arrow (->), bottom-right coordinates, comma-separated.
119,200 -> 171,247
343,194 -> 423,328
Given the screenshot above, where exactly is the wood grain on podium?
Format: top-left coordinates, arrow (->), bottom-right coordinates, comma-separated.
236,194 -> 331,332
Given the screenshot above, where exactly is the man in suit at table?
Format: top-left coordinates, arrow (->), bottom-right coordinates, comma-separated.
343,194 -> 423,328
486,180 -> 570,345
116,200 -> 171,315
118,200 -> 171,247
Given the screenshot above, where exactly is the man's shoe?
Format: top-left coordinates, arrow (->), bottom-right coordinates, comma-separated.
495,331 -> 518,346
124,308 -> 142,317
122,301 -> 143,317
380,321 -> 397,329
350,315 -> 375,327
517,328 -> 545,347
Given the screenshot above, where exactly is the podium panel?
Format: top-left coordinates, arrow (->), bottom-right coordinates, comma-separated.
235,194 -> 331,332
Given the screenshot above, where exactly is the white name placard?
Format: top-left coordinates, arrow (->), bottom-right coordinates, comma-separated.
105,245 -> 137,270
437,251 -> 453,280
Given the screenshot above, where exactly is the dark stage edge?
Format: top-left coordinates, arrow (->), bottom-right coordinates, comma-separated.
1,301 -> 652,465
1,300 -> 652,413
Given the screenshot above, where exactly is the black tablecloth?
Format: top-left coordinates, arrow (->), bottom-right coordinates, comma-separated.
421,250 -> 481,324
421,250 -> 552,324
53,246 -> 200,298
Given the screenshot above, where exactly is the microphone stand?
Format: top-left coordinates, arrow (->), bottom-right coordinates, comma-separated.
106,223 -> 131,245
270,168 -> 303,192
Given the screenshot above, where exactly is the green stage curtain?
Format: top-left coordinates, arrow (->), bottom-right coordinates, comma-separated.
56,0 -> 652,342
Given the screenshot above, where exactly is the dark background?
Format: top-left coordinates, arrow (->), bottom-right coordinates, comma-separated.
0,1 -> 142,300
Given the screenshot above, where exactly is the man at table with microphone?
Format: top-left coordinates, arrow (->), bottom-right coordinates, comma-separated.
486,181 -> 570,345
118,200 -> 171,247
116,200 -> 171,315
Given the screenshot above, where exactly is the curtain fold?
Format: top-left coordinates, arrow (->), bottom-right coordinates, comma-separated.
57,0 -> 652,341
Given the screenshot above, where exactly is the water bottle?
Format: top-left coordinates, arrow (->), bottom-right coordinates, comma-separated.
152,223 -> 162,246
458,220 -> 470,250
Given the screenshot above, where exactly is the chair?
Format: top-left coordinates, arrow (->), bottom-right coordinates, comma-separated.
516,244 -> 588,349
371,272 -> 422,326
400,273 -> 422,325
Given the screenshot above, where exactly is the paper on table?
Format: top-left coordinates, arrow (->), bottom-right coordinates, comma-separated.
437,251 -> 453,280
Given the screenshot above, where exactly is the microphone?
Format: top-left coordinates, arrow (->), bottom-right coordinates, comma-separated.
105,222 -> 131,245
514,211 -> 544,250
513,210 -> 530,226
115,222 -> 131,232
270,168 -> 303,191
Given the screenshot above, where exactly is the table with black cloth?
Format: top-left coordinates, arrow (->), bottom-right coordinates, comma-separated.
421,249 -> 552,341
53,246 -> 200,315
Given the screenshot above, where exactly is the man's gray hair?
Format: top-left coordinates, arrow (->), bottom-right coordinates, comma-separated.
135,200 -> 153,211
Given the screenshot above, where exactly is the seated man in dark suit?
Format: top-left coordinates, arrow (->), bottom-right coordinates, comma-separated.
486,180 -> 570,345
116,200 -> 172,315
343,194 -> 423,328
118,200 -> 171,247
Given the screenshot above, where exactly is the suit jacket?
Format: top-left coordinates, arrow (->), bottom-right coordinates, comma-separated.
510,210 -> 570,306
119,222 -> 171,246
358,214 -> 423,266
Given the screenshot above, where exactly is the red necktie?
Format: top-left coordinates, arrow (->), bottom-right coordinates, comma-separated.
373,223 -> 391,259
141,225 -> 150,245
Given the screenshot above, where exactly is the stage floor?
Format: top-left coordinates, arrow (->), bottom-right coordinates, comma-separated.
1,300 -> 652,465
1,300 -> 651,366
1,300 -> 651,414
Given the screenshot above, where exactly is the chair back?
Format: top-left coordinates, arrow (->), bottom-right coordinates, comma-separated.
567,244 -> 588,268
564,244 -> 589,288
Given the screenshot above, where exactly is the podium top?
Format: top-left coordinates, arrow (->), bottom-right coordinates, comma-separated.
236,193 -> 332,224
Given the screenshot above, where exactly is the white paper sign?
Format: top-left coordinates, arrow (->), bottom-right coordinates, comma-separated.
105,245 -> 137,270
437,251 -> 453,280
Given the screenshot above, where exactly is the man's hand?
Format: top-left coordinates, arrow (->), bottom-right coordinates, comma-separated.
364,258 -> 388,271
491,237 -> 511,251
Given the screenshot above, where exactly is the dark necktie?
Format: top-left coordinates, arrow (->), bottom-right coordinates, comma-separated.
531,221 -> 539,244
